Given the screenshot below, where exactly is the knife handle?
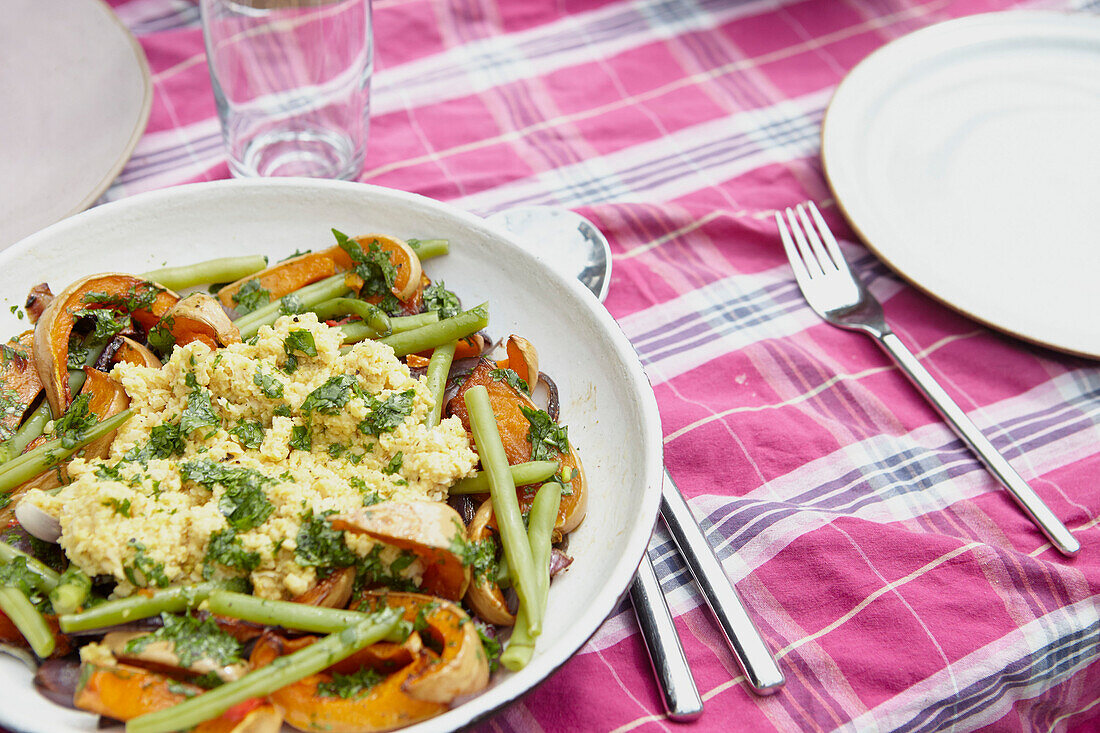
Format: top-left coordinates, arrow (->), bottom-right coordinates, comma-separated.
660,472 -> 785,695
630,553 -> 704,720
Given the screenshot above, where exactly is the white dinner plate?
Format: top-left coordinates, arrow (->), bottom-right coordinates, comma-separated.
0,179 -> 664,733
822,11 -> 1100,359
0,0 -> 152,249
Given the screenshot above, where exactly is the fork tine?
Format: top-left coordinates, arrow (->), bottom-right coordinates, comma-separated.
795,204 -> 836,273
784,208 -> 823,277
775,212 -> 814,287
806,201 -> 846,268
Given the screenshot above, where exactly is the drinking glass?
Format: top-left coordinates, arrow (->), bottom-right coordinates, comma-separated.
200,0 -> 373,179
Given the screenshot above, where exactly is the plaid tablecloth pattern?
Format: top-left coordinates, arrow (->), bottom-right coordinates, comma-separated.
96,0 -> 1100,730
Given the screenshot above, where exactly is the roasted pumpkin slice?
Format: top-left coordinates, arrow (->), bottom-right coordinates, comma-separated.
463,499 -> 515,626
332,501 -> 470,601
324,235 -> 423,304
0,331 -> 44,442
33,273 -> 177,415
217,252 -> 337,311
2,367 -> 130,525
449,359 -> 587,532
160,292 -> 241,350
255,594 -> 487,732
75,657 -> 276,732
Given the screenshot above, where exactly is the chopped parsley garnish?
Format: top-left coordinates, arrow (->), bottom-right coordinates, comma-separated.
0,556 -> 46,596
278,249 -> 311,262
228,420 -> 264,450
125,540 -> 170,588
357,389 -> 416,436
203,528 -> 261,577
282,329 -> 317,374
272,404 -> 292,417
72,308 -> 131,345
53,393 -> 98,449
82,282 -> 159,313
382,452 -> 403,475
519,406 -> 569,462
332,229 -> 397,299
349,476 -> 382,506
67,338 -> 90,370
147,317 -> 176,354
295,509 -> 356,569
423,281 -> 460,319
253,368 -> 285,399
352,544 -> 418,592
476,623 -> 502,672
327,442 -> 347,458
316,667 -> 384,699
102,497 -> 132,517
180,459 -> 274,531
280,294 -> 304,316
289,425 -> 312,451
301,374 -> 358,415
123,421 -> 185,463
490,368 -> 529,395
232,279 -> 270,314
125,612 -> 242,667
181,373 -> 220,434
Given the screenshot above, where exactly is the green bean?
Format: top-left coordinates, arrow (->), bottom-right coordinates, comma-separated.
380,304 -> 488,357
126,608 -> 401,733
450,461 -> 560,495
0,543 -> 60,591
0,586 -> 54,657
501,482 -> 560,671
390,312 -> 439,333
408,238 -> 449,260
0,402 -> 49,464
58,581 -> 230,632
463,385 -> 540,636
338,313 -> 439,344
424,342 -> 456,428
0,340 -> 107,466
141,255 -> 268,291
206,591 -> 410,642
48,567 -> 91,615
337,320 -> 385,344
0,410 -> 132,493
234,274 -> 351,339
310,298 -> 391,334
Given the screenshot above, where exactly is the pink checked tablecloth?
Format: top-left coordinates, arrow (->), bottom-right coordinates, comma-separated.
96,0 -> 1100,730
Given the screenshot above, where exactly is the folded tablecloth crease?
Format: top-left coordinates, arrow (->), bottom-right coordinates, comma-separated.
95,0 -> 1100,730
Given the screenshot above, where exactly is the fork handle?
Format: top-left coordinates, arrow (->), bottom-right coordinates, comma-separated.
875,332 -> 1080,557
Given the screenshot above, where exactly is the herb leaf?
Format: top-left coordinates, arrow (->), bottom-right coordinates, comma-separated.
295,509 -> 356,569
232,279 -> 271,314
253,368 -> 285,399
490,368 -> 529,395
53,393 -> 98,449
228,420 -> 264,450
382,452 -> 403,475
333,230 -> 397,299
181,373 -> 220,434
180,460 -> 275,531
358,389 -> 416,436
316,667 -> 384,699
301,375 -> 358,415
289,425 -> 312,451
125,540 -> 170,588
203,528 -> 261,577
519,406 -> 569,462
423,281 -> 460,319
283,330 -> 317,374
125,612 -> 242,667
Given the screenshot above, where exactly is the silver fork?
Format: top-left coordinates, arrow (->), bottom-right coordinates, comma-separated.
776,202 -> 1080,557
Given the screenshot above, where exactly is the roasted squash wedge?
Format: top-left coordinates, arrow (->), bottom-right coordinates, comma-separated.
0,331 -> 44,442
33,273 -> 177,415
449,359 -> 587,532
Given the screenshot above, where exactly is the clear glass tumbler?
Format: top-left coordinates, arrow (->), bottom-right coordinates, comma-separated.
200,0 -> 373,180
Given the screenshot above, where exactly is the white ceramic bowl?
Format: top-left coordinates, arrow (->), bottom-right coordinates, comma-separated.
0,179 -> 664,732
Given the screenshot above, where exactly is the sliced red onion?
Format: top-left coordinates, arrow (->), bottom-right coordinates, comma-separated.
34,659 -> 82,709
549,548 -> 573,578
